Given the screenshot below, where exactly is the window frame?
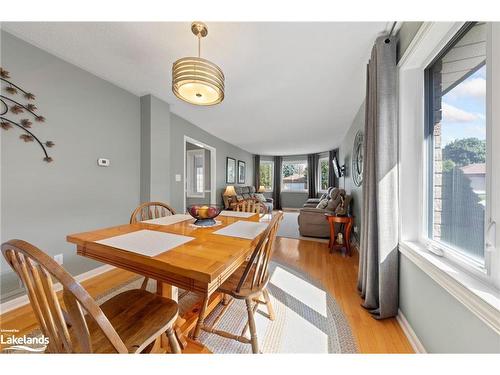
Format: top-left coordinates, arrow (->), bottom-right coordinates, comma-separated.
186,149 -> 205,198
281,159 -> 308,193
317,156 -> 330,193
259,160 -> 274,192
399,21 -> 500,331
423,22 -> 490,276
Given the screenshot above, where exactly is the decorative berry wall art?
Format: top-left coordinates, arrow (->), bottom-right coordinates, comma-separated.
1,67 -> 54,162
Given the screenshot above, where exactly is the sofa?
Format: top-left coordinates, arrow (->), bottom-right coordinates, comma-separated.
222,185 -> 274,212
302,186 -> 335,208
298,188 -> 351,238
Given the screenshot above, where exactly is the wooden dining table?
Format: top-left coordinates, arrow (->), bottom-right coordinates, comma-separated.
66,212 -> 263,352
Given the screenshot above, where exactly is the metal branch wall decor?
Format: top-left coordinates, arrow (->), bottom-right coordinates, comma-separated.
1,67 -> 54,162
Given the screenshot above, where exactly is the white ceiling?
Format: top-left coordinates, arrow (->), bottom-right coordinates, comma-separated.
2,22 -> 389,155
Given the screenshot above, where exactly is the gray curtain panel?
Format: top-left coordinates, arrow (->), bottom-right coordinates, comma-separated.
357,35 -> 399,319
328,149 -> 338,188
273,156 -> 282,210
254,154 -> 261,191
307,153 -> 318,198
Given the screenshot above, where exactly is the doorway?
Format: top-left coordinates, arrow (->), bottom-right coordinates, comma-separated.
183,136 -> 216,213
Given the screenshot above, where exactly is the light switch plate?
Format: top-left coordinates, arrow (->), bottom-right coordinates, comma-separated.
175,174 -> 181,182
97,158 -> 110,167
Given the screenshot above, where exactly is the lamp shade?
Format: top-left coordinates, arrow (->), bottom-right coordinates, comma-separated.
223,185 -> 236,196
258,185 -> 265,193
172,57 -> 224,106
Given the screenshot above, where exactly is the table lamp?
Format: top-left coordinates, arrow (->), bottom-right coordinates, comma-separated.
258,185 -> 265,193
223,185 -> 237,207
224,185 -> 236,196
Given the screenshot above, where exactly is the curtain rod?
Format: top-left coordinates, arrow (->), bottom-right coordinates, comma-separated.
388,21 -> 397,37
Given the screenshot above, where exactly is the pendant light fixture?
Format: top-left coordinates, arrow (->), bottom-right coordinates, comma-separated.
172,22 -> 225,106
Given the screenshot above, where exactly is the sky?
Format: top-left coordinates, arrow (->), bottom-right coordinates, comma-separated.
441,66 -> 486,146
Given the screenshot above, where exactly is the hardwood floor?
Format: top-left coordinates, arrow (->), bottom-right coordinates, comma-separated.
273,237 -> 413,353
0,236 -> 413,353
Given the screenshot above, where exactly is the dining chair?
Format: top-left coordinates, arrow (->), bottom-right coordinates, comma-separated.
192,211 -> 283,353
130,201 -> 176,223
1,239 -> 181,353
235,199 -> 266,218
130,201 -> 176,289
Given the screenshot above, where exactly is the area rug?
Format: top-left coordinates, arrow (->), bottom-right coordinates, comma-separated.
9,261 -> 357,354
276,211 -> 329,243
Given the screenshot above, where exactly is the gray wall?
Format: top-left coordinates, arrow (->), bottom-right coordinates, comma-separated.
140,95 -> 171,203
169,113 -> 254,213
1,31 -> 141,301
397,22 -> 423,61
400,255 -> 500,353
338,103 -> 364,240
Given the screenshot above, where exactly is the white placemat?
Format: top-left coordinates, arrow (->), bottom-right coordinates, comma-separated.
95,229 -> 194,257
141,214 -> 193,226
219,210 -> 256,218
213,221 -> 268,240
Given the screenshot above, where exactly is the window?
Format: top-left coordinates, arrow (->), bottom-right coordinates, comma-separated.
425,23 -> 487,266
186,149 -> 205,198
259,160 -> 274,192
281,159 -> 308,192
318,157 -> 329,192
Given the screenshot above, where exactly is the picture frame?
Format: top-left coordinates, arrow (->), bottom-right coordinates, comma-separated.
226,157 -> 236,184
238,160 -> 246,184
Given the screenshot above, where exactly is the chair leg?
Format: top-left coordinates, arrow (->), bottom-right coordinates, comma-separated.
166,327 -> 181,354
245,298 -> 259,354
262,288 -> 275,321
222,293 -> 231,306
140,277 -> 149,290
192,294 -> 209,340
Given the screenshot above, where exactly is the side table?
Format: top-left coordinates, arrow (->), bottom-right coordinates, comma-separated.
324,213 -> 354,256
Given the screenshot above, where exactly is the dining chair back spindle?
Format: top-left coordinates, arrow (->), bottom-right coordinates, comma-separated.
235,200 -> 266,218
130,201 -> 176,224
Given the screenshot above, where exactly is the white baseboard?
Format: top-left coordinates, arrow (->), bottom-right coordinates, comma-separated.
0,264 -> 115,315
397,309 -> 427,353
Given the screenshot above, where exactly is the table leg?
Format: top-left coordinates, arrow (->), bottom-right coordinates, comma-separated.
192,294 -> 209,340
345,220 -> 353,256
157,281 -> 188,351
328,219 -> 335,253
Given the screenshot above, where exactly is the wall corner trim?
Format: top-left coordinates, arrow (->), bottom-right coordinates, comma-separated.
0,264 -> 115,315
397,309 -> 427,353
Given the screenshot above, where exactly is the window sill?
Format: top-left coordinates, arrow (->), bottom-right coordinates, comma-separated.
280,191 -> 308,194
399,241 -> 500,335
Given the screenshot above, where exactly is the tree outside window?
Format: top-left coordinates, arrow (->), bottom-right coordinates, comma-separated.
259,161 -> 274,191
318,157 -> 329,191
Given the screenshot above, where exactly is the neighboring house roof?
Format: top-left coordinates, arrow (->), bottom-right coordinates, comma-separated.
283,174 -> 306,183
460,163 -> 485,175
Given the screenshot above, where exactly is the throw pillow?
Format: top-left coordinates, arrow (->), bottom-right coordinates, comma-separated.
236,194 -> 244,202
316,198 -> 329,209
327,196 -> 341,211
254,193 -> 267,203
319,193 -> 328,200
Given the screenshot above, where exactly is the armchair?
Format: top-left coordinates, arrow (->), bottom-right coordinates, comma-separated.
298,188 -> 351,238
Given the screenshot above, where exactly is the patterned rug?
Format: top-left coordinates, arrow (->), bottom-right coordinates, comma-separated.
8,261 -> 357,354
